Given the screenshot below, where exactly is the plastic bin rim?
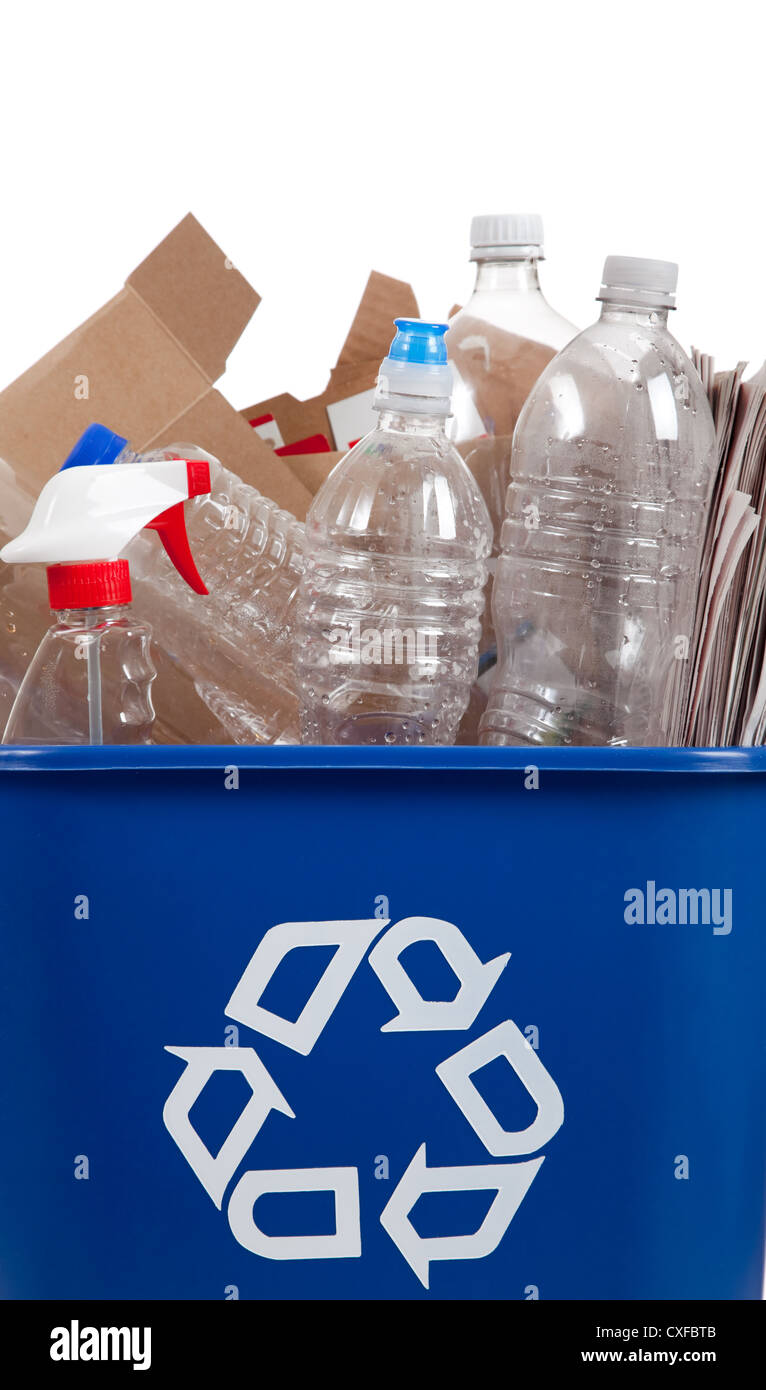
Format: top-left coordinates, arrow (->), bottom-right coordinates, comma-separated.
0,745 -> 765,774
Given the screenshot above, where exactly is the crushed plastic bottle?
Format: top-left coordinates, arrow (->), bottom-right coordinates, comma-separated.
481,256 -> 717,748
1,424 -> 211,745
0,456 -> 42,723
128,445 -> 304,744
295,319 -> 492,745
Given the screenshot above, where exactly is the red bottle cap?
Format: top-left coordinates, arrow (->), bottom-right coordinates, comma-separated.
46,560 -> 132,610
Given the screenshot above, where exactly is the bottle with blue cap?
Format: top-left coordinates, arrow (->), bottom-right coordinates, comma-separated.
295,318 -> 492,745
481,256 -> 718,747
0,424 -> 211,744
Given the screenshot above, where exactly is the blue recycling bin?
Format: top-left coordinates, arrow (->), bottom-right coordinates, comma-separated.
0,744 -> 764,1301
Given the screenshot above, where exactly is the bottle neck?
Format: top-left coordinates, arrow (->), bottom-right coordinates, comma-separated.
374,408 -> 448,437
471,256 -> 543,296
53,603 -> 130,627
598,301 -> 671,329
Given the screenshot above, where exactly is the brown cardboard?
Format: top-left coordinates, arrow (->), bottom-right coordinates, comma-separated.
127,212 -> 259,382
243,391 -> 331,449
241,271 -> 420,449
335,271 -> 418,369
149,389 -> 313,519
0,213 -> 312,519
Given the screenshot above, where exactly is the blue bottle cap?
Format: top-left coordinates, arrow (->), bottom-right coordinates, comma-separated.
59,423 -> 128,472
388,319 -> 449,367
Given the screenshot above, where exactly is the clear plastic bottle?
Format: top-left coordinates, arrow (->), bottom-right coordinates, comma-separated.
448,214 -> 577,539
0,456 -> 43,723
3,592 -> 156,745
0,454 -> 232,746
296,319 -> 492,746
128,447 -> 303,744
481,256 -> 717,748
1,424 -> 212,746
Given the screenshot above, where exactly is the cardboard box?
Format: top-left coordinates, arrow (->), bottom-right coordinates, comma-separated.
241,270 -> 419,474
0,213 -> 312,519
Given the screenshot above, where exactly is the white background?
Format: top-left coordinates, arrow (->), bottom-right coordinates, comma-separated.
0,0 -> 764,410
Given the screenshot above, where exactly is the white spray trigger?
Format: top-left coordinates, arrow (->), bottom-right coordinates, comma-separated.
0,456 -> 212,593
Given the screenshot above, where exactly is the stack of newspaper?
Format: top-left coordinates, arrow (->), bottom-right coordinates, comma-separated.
683,354 -> 766,745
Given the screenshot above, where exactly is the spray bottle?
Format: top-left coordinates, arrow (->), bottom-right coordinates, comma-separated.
0,423 -> 210,745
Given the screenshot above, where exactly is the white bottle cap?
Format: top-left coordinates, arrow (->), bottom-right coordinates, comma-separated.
470,213 -> 544,261
598,255 -> 678,309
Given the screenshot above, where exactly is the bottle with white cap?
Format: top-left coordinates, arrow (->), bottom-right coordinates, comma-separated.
0,423 -> 211,745
481,256 -> 717,747
448,213 -> 577,537
295,318 -> 492,745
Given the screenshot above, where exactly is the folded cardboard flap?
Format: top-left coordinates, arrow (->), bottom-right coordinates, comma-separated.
0,213 -> 310,517
241,270 -> 420,450
335,270 -> 418,368
127,213 -> 260,383
244,391 -> 331,451
151,389 -> 312,518
0,287 -> 204,491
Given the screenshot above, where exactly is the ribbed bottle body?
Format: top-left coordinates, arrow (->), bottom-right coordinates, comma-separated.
481,311 -> 717,746
296,418 -> 492,746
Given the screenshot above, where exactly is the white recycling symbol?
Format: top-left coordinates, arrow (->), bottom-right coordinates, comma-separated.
163,915 -> 564,1290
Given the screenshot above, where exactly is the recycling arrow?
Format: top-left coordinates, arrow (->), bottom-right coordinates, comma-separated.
164,913 -> 563,1291
162,1046 -> 294,1209
368,916 -> 510,1032
379,1142 -> 544,1289
226,917 -> 388,1055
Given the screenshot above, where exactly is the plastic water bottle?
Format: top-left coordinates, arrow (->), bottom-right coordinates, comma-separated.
128,446 -> 304,744
448,214 -> 577,538
1,424 -> 211,745
481,257 -> 717,748
295,319 -> 492,745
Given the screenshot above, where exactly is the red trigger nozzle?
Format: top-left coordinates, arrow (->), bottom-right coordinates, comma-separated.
145,461 -> 211,594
